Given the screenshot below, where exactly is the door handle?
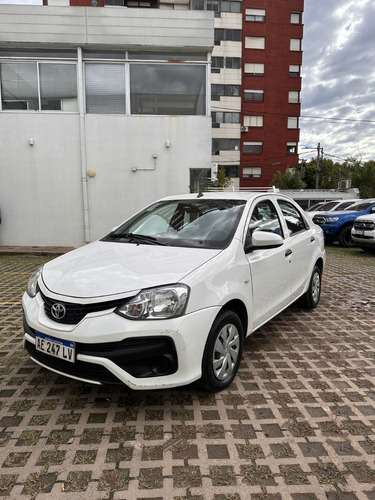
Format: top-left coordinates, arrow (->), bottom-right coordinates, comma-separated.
285,249 -> 292,257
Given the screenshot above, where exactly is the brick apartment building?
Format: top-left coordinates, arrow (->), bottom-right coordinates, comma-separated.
241,0 -> 304,187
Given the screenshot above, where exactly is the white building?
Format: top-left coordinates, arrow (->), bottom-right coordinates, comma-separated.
0,4 -> 213,247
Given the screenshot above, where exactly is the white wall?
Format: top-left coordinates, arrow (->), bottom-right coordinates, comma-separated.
0,5 -> 213,247
0,112 -> 211,247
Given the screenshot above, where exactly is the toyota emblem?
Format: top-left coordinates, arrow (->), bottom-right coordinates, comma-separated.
51,303 -> 66,320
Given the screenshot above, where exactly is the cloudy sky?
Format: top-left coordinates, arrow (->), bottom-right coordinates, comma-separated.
300,0 -> 375,163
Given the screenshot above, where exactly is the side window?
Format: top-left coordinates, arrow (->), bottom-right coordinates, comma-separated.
247,200 -> 284,238
278,200 -> 308,236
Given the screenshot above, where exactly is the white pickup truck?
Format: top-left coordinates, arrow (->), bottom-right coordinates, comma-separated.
351,213 -> 375,251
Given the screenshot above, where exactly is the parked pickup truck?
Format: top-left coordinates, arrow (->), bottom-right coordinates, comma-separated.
351,213 -> 375,251
312,199 -> 375,247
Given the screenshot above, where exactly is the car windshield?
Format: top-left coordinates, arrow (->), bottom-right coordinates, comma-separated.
345,201 -> 375,212
307,202 -> 325,212
102,199 -> 246,249
315,201 -> 338,211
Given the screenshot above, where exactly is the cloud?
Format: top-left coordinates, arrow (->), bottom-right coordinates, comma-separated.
300,0 -> 375,161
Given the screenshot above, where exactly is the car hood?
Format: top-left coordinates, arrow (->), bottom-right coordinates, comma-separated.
41,241 -> 220,299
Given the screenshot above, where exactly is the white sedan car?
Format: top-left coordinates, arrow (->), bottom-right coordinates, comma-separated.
23,192 -> 325,391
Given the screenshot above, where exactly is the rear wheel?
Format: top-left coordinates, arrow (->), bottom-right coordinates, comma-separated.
198,310 -> 243,392
338,226 -> 354,247
300,265 -> 322,309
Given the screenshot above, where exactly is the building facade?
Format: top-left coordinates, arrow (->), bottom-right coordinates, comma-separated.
48,0 -> 304,191
240,0 -> 304,187
0,4 -> 213,247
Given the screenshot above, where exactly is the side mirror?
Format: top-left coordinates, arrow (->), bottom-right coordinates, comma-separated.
245,231 -> 284,253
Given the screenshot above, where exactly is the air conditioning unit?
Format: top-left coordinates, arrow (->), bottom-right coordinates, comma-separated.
339,179 -> 351,190
240,126 -> 249,133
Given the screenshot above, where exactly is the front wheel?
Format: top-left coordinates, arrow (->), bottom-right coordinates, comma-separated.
338,226 -> 354,247
299,265 -> 322,309
198,310 -> 243,392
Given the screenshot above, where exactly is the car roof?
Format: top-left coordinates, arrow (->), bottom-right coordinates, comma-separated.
159,190 -> 286,203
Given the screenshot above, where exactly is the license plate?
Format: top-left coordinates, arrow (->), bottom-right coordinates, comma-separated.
35,332 -> 75,363
354,229 -> 364,235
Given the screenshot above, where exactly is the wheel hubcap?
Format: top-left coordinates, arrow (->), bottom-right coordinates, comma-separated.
212,323 -> 240,381
311,271 -> 321,303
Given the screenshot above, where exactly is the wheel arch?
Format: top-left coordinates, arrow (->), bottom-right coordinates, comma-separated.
219,299 -> 248,338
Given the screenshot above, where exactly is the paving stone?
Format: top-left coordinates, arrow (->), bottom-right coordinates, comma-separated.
0,246 -> 375,498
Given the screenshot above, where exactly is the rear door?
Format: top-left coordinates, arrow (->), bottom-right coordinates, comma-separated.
245,198 -> 292,330
276,198 -> 317,300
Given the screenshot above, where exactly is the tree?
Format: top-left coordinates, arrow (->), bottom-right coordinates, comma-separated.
216,166 -> 231,188
271,169 -> 306,189
350,160 -> 375,198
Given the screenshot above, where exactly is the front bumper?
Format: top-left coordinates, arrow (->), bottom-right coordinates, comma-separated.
22,292 -> 219,390
351,230 -> 375,249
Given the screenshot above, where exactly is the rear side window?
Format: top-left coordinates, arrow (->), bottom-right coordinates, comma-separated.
278,199 -> 308,236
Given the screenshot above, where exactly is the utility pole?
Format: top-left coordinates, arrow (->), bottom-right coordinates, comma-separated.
315,143 -> 322,189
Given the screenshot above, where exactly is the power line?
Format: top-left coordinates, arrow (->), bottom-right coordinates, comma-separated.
300,115 -> 375,124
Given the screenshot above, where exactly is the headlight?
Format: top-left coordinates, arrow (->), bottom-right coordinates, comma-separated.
324,217 -> 339,223
116,284 -> 189,320
26,266 -> 43,298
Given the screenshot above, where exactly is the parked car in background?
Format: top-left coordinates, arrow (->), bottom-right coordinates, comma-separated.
23,191 -> 325,392
307,199 -> 359,217
313,199 -> 375,247
351,213 -> 375,252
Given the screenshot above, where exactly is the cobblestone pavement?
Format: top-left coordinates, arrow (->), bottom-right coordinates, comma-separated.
0,246 -> 374,500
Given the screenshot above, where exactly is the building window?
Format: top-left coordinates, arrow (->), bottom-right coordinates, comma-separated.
245,8 -> 265,22
291,11 -> 302,24
244,89 -> 264,102
244,115 -> 263,127
245,63 -> 264,75
290,39 -> 302,51
85,63 -> 125,114
130,64 -> 206,115
289,64 -> 300,77
288,90 -> 300,103
211,84 -> 241,100
212,138 -> 240,154
212,111 -> 240,124
1,61 -> 78,111
204,0 -> 241,13
243,166 -> 262,178
245,37 -> 265,50
222,164 -> 239,177
287,142 -> 297,154
215,29 -> 242,43
287,117 -> 298,129
243,142 -> 263,154
226,85 -> 241,96
212,57 -> 224,69
225,57 -> 241,69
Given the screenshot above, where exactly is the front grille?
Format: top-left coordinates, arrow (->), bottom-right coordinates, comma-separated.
40,291 -> 131,325
354,220 -> 375,230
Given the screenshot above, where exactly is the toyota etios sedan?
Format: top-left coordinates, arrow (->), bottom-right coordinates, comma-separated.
23,191 -> 325,391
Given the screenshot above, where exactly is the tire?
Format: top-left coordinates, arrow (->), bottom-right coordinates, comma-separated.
299,265 -> 322,309
338,226 -> 355,247
198,310 -> 243,392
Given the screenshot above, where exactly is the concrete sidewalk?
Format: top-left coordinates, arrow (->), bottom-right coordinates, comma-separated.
0,246 -> 375,499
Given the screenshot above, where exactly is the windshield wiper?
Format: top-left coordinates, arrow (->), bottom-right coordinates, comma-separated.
105,233 -> 167,245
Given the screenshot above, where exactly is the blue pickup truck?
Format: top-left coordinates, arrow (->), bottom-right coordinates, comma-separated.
312,199 -> 375,247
